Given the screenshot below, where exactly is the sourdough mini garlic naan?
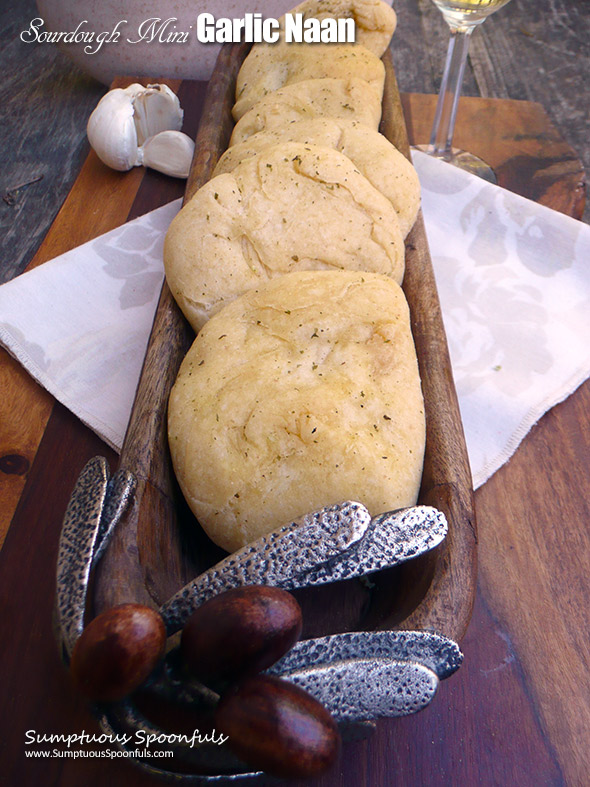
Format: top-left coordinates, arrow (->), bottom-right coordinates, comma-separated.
230,77 -> 382,145
168,270 -> 426,552
164,142 -> 405,331
233,42 -> 385,120
217,117 -> 420,237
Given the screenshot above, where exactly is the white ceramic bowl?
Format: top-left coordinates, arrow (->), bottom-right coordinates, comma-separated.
36,1 -> 293,84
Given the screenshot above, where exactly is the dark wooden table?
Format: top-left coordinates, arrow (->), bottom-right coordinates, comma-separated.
1,2 -> 589,786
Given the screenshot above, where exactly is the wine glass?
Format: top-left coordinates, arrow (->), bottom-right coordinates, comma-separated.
416,0 -> 513,183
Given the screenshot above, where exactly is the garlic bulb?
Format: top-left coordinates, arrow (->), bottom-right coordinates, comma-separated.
87,83 -> 193,178
87,87 -> 143,171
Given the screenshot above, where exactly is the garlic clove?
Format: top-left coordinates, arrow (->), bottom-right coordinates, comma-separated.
87,88 -> 141,172
131,84 -> 183,146
139,130 -> 195,179
87,83 -> 184,173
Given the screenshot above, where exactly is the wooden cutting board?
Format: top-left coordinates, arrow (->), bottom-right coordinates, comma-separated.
0,90 -> 586,786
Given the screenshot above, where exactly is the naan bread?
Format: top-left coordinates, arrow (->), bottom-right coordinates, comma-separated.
216,117 -> 420,237
230,77 -> 382,145
168,270 -> 426,552
164,142 -> 405,331
233,42 -> 385,120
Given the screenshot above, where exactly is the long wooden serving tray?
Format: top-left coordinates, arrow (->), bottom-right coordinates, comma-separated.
94,43 -> 477,645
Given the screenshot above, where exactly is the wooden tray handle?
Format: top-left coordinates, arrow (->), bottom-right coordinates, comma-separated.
380,57 -> 477,641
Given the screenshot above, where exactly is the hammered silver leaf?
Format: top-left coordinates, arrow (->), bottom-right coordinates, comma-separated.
270,630 -> 464,681
279,506 -> 448,589
279,658 -> 439,721
160,501 -> 371,634
56,457 -> 136,657
56,457 -> 110,657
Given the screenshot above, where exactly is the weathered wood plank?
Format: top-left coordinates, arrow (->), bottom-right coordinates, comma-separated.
475,378 -> 590,786
0,356 -> 53,547
0,1 -> 106,284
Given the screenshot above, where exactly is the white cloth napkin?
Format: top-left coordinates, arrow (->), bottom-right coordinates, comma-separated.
0,200 -> 179,452
413,151 -> 590,486
1,154 -> 589,488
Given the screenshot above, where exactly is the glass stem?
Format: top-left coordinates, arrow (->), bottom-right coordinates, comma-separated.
428,26 -> 474,159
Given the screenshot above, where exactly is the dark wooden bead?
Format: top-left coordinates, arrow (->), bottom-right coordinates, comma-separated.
70,603 -> 166,702
181,586 -> 302,685
216,674 -> 340,779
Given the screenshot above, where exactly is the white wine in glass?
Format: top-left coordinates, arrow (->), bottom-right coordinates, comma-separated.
417,0 -> 514,182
